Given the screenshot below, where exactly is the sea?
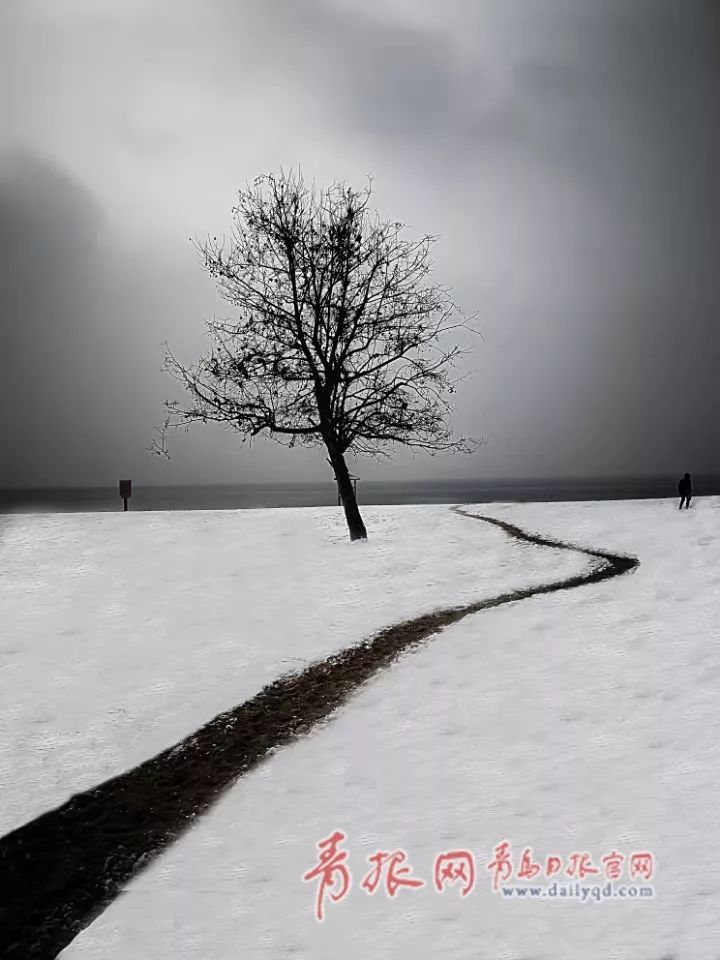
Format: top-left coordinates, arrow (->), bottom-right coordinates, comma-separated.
1,475 -> 716,514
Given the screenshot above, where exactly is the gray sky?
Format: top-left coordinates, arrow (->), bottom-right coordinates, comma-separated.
1,0 -> 718,487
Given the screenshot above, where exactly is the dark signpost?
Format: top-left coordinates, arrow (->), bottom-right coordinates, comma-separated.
119,480 -> 132,511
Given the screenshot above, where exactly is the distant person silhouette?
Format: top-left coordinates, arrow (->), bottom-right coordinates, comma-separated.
678,472 -> 692,509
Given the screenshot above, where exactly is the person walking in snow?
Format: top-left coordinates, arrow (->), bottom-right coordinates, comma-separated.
678,472 -> 692,509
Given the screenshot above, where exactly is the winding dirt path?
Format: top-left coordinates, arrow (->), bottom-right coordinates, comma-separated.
0,507 -> 639,959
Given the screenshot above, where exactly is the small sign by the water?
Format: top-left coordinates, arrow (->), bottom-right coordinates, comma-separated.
119,480 -> 132,511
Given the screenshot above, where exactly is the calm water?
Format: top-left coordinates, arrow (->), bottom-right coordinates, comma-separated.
1,476 -> 715,514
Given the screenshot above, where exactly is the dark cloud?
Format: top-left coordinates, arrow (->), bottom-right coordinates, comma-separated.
0,152 -> 111,486
1,0 -> 719,486
0,152 -> 196,486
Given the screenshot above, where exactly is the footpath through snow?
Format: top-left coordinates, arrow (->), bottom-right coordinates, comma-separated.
5,500 -> 716,959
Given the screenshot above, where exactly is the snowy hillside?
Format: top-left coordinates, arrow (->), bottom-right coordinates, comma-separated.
2,498 -> 718,959
0,504 -> 586,836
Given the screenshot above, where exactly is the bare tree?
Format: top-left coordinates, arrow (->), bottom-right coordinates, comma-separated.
154,170 -> 478,540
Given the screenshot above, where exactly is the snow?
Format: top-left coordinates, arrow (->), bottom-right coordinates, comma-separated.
3,498 -> 719,959
0,504 -> 585,836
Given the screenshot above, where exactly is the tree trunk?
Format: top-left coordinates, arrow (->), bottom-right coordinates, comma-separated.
327,446 -> 367,541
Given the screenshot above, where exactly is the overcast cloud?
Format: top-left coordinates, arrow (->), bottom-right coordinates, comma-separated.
1,0 -> 718,486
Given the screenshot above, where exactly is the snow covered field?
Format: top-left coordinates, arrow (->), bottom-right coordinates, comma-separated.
3,498 -> 719,959
0,503 -> 586,836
